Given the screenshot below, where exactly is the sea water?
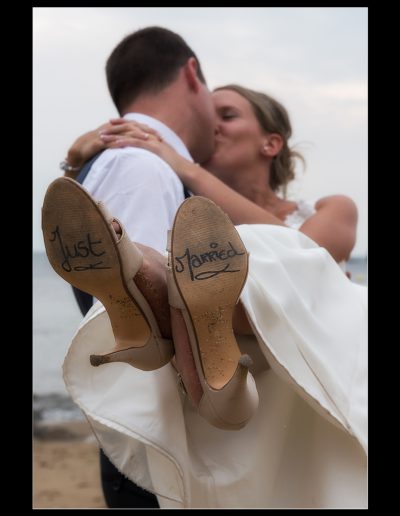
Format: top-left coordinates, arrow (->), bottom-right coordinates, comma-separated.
33,252 -> 367,421
33,252 -> 84,420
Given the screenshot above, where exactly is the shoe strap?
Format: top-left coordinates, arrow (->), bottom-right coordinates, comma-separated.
97,201 -> 143,278
117,232 -> 144,280
97,201 -> 114,224
166,261 -> 185,309
166,230 -> 185,310
166,229 -> 172,253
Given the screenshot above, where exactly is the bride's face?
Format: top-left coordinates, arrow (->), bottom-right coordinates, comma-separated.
203,89 -> 266,181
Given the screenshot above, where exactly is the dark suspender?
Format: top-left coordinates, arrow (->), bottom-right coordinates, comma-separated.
183,185 -> 191,199
72,153 -> 104,316
75,152 -> 103,184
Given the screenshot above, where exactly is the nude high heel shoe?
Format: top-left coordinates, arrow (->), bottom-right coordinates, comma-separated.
41,177 -> 173,371
167,196 -> 259,430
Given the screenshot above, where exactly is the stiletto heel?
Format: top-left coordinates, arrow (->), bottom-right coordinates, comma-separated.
42,177 -> 173,371
198,355 -> 258,429
167,196 -> 259,430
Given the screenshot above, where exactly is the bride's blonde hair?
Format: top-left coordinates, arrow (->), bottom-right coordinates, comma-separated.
214,84 -> 304,196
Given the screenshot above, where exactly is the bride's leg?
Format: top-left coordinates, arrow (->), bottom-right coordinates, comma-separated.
171,307 -> 204,406
233,301 -> 254,335
112,221 -> 172,340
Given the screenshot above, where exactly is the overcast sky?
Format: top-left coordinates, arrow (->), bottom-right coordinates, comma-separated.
33,7 -> 367,255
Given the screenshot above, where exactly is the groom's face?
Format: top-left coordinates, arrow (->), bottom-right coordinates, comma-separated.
190,81 -> 217,164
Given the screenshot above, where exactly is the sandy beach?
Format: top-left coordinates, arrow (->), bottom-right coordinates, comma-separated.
33,419 -> 106,509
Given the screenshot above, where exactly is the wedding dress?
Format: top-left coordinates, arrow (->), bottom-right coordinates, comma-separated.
63,200 -> 367,508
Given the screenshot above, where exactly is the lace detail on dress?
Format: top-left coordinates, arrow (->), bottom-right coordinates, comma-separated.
284,200 -> 316,230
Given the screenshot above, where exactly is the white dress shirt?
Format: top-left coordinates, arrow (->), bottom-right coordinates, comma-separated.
83,113 -> 191,253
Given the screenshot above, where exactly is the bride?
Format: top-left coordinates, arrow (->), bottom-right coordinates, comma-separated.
43,84 -> 367,508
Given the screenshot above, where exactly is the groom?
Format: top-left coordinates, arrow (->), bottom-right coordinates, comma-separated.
68,26 -> 215,255
64,26 -> 216,508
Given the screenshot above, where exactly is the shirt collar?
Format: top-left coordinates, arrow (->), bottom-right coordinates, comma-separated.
124,113 -> 193,162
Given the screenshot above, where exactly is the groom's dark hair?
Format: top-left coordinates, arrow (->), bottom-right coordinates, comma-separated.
106,26 -> 206,114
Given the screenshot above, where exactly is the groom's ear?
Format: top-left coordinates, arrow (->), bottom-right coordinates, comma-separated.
183,57 -> 200,93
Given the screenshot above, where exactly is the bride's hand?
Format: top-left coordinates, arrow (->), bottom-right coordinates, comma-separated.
100,121 -> 191,179
66,118 -> 162,174
100,118 -> 163,143
66,123 -> 109,173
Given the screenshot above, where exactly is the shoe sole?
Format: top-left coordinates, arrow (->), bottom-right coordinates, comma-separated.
171,196 -> 248,390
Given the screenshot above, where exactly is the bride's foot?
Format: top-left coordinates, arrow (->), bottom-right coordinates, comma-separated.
112,220 -> 172,339
110,221 -> 171,339
133,242 -> 172,340
109,221 -> 171,340
167,196 -> 259,430
42,177 -> 173,371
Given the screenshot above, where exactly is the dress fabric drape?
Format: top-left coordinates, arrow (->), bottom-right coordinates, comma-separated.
63,223 -> 367,508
